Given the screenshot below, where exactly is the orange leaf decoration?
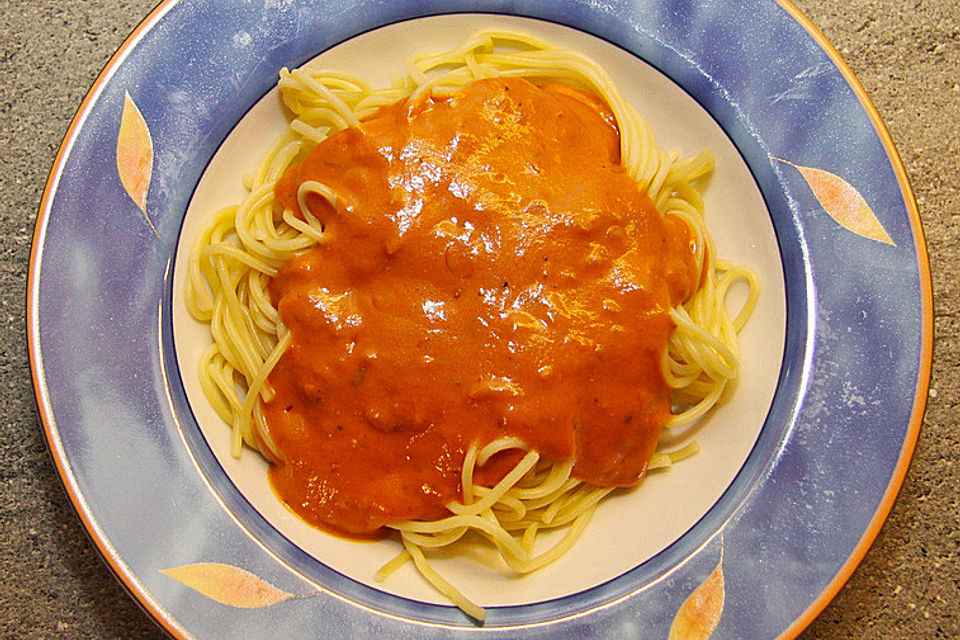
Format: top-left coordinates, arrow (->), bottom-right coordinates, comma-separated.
117,91 -> 159,238
775,158 -> 895,246
160,562 -> 298,608
668,556 -> 725,640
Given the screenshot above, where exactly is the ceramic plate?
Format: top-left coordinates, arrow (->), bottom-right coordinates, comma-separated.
29,1 -> 931,638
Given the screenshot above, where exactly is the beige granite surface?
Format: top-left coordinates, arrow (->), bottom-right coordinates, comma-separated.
1,0 -> 956,637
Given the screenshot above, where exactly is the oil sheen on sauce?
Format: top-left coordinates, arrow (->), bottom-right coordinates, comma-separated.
266,77 -> 699,537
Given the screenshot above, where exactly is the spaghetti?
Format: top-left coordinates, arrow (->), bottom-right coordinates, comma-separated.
185,31 -> 758,620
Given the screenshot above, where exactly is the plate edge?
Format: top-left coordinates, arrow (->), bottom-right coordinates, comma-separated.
771,1 -> 933,638
26,1 -> 192,638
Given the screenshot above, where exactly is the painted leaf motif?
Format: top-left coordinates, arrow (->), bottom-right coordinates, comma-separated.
117,92 -> 159,238
668,556 -> 725,640
776,158 -> 895,246
160,562 -> 296,608
117,92 -> 153,212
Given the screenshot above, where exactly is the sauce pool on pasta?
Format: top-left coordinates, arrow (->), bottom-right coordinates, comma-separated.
266,77 -> 699,537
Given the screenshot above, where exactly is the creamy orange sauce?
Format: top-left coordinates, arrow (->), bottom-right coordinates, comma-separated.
264,77 -> 699,537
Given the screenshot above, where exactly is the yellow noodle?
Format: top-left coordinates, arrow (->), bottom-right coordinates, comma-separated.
402,539 -> 486,622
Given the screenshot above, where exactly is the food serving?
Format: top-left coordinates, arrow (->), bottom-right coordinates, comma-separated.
184,30 -> 758,620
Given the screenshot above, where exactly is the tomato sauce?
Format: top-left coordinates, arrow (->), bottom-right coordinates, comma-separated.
265,77 -> 699,537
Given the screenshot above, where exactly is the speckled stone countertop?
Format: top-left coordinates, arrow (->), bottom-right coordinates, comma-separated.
2,1 -> 956,638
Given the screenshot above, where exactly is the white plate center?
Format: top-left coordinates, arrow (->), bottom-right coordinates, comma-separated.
172,14 -> 785,609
